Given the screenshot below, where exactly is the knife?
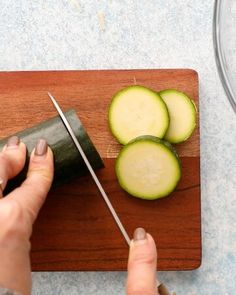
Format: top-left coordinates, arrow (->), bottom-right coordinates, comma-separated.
48,92 -> 171,295
48,92 -> 131,246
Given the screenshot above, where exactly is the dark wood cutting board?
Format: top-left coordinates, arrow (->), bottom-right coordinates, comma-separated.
0,69 -> 201,271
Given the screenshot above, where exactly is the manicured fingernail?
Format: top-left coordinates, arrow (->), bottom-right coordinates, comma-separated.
133,228 -> 147,241
158,284 -> 171,295
7,136 -> 20,147
35,139 -> 48,156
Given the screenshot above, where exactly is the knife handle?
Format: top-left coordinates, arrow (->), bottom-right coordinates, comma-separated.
158,283 -> 171,295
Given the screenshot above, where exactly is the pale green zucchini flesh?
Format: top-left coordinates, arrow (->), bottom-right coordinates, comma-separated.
108,85 -> 169,144
159,89 -> 197,143
115,136 -> 181,200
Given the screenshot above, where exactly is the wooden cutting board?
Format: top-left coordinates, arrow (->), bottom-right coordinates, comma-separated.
0,69 -> 201,271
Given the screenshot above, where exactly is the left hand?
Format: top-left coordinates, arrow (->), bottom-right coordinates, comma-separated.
0,136 -> 54,295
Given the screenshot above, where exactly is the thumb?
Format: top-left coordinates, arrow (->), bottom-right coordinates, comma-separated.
7,139 -> 54,223
126,228 -> 158,295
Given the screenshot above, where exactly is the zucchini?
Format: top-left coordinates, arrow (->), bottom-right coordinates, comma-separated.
159,89 -> 197,143
108,85 -> 169,144
115,135 -> 181,200
0,109 -> 104,193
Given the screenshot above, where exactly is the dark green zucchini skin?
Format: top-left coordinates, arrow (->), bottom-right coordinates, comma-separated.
0,109 -> 104,193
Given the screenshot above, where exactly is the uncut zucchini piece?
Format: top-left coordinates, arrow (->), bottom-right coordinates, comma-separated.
115,135 -> 181,200
0,109 -> 104,193
159,89 -> 197,143
108,85 -> 169,144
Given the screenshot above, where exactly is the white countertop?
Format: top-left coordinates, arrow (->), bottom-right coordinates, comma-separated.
0,1 -> 236,294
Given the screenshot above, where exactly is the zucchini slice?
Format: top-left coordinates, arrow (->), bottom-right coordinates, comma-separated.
159,89 -> 197,143
0,109 -> 104,193
115,135 -> 181,200
108,85 -> 169,144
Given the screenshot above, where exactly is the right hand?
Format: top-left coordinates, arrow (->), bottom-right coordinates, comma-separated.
126,228 -> 171,295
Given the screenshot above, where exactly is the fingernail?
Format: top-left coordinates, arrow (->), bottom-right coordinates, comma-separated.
158,284 -> 171,295
7,136 -> 20,148
133,228 -> 147,241
35,139 -> 48,156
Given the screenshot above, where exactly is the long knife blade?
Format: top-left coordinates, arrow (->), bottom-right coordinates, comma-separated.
48,92 -> 131,246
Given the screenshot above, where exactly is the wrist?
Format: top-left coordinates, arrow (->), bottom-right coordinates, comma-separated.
0,204 -> 32,295
0,225 -> 31,253
0,238 -> 31,295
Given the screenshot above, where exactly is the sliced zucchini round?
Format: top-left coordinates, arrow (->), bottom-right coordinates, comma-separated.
115,135 -> 181,200
108,85 -> 169,144
159,89 -> 197,143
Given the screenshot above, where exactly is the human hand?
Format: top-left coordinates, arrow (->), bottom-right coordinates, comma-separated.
0,136 -> 54,295
126,228 -> 170,295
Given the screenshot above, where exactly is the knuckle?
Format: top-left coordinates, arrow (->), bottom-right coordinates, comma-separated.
22,179 -> 47,203
41,170 -> 53,184
14,183 -> 40,223
20,172 -> 51,222
131,251 -> 156,267
28,167 -> 53,185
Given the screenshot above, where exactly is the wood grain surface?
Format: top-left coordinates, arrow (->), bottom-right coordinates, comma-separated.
0,69 -> 201,270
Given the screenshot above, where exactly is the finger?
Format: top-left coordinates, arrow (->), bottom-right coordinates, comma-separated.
7,139 -> 54,222
0,136 -> 26,197
126,228 -> 158,295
